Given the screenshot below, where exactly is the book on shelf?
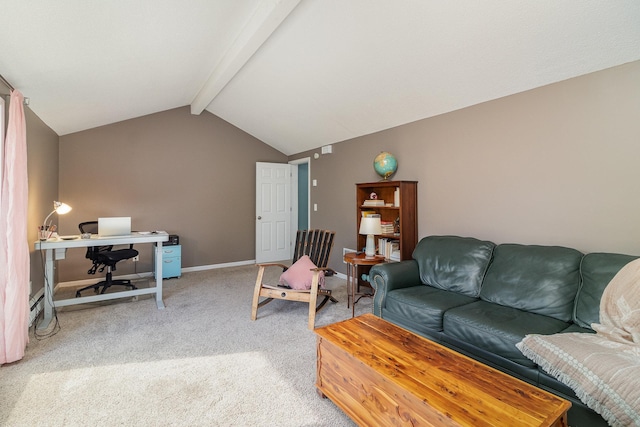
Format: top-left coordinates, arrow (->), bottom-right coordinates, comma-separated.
361,211 -> 380,217
377,237 -> 400,260
362,199 -> 385,206
380,220 -> 395,234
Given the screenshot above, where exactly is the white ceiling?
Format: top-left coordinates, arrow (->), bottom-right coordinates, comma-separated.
1,1 -> 639,155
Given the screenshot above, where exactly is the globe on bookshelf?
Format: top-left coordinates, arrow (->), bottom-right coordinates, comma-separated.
373,151 -> 398,180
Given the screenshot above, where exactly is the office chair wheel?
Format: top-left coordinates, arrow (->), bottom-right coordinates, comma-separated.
75,286 -> 101,298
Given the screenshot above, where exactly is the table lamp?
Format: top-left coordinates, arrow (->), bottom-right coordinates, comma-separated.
42,200 -> 72,231
359,216 -> 382,258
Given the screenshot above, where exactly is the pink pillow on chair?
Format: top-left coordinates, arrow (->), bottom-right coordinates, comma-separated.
279,255 -> 325,290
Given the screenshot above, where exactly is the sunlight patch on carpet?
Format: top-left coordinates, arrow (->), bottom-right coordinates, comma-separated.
7,352 -> 324,426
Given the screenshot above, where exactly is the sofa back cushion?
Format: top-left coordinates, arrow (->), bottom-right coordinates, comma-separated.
480,244 -> 582,322
413,235 -> 495,297
575,252 -> 639,329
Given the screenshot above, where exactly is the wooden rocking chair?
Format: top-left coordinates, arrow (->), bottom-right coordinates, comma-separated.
251,229 -> 338,330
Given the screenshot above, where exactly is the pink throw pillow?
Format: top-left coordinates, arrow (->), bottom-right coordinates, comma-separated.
279,255 -> 325,290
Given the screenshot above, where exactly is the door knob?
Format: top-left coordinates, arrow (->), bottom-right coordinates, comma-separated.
257,216 -> 262,220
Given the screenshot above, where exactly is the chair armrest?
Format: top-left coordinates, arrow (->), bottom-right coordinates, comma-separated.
369,260 -> 422,316
256,262 -> 289,270
310,267 -> 333,280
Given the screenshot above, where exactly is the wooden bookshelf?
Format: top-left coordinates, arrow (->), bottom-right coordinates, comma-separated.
356,180 -> 418,261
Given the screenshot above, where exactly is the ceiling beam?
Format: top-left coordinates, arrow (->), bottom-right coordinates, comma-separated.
190,0 -> 301,115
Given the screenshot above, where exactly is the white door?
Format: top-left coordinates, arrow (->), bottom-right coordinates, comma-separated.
256,162 -> 292,263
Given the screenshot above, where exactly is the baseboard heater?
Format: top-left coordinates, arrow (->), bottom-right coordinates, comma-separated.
29,288 -> 45,327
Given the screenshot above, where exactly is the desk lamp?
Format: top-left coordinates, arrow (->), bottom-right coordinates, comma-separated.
359,216 -> 382,258
42,201 -> 72,231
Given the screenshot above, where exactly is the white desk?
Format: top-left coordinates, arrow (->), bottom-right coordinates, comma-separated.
34,232 -> 169,330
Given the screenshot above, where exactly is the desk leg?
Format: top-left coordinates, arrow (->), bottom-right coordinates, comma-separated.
38,249 -> 55,330
154,243 -> 165,309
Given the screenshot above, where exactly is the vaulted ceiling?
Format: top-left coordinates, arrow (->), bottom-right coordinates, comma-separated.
1,1 -> 639,155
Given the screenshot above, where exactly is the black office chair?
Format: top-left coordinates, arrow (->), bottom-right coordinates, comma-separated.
75,221 -> 139,298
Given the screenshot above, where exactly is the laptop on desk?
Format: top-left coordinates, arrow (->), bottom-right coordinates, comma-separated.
98,217 -> 132,237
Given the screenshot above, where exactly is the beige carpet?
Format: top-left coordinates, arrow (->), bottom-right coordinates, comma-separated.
1,265 -> 373,426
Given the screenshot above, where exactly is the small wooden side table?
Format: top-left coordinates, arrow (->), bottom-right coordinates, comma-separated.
343,252 -> 386,317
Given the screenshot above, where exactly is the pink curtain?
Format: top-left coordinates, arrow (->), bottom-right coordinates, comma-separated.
0,89 -> 29,364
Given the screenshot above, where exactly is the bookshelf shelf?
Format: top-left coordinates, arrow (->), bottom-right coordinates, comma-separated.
359,206 -> 400,210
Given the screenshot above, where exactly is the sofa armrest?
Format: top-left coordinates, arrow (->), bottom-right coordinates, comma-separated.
369,260 -> 421,316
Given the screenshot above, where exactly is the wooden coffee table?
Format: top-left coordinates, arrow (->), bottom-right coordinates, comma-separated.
315,314 -> 570,427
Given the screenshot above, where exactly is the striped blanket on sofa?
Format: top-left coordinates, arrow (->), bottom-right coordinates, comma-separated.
517,258 -> 640,427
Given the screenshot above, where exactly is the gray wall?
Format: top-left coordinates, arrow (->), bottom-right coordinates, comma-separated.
2,81 -> 59,296
57,106 -> 286,281
293,61 -> 640,275
20,60 -> 640,285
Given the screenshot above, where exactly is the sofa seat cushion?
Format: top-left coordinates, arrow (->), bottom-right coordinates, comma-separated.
480,243 -> 582,322
385,285 -> 477,331
443,300 -> 570,367
412,235 -> 495,297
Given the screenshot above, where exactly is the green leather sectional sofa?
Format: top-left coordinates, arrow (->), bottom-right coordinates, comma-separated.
369,235 -> 637,426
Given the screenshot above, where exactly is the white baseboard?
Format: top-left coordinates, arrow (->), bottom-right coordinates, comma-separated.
181,259 -> 255,272
29,288 -> 45,327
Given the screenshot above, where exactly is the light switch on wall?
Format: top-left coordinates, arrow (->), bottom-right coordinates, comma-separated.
312,179 -> 317,186
314,204 -> 318,211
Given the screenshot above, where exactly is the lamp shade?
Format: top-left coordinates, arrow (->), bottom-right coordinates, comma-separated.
360,217 -> 382,258
42,200 -> 72,230
53,201 -> 72,215
359,216 -> 382,235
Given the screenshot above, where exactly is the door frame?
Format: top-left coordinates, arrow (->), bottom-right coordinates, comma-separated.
288,157 -> 311,257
